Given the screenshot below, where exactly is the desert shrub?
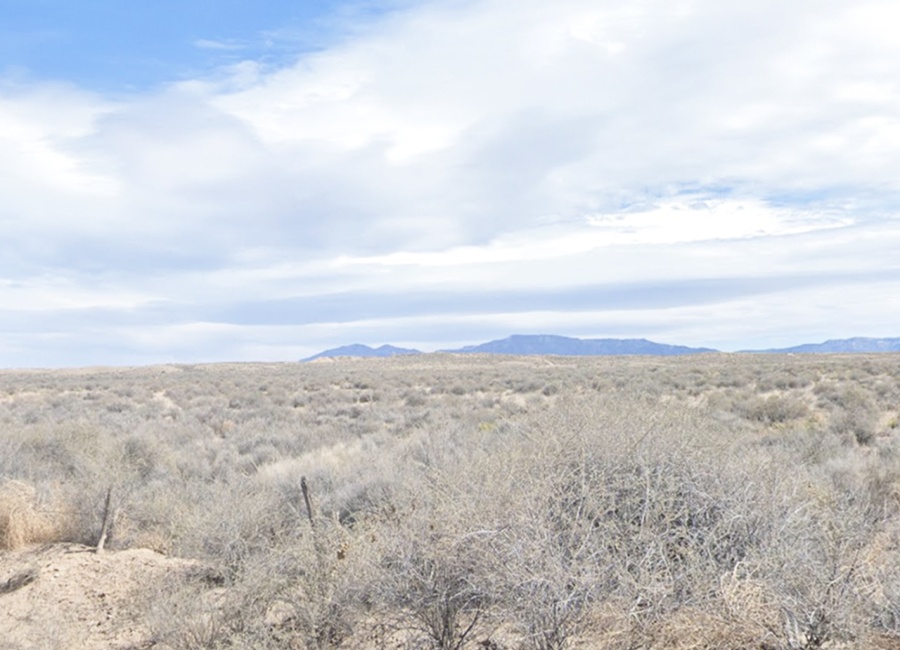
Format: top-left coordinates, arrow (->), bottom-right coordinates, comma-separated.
862,520 -> 900,636
381,532 -> 492,650
169,479 -> 289,574
717,431 -> 900,648
830,408 -> 879,445
600,448 -> 770,632
225,521 -> 368,649
743,478 -> 876,647
368,472 -> 497,650
0,423 -> 146,548
0,480 -> 56,550
756,369 -> 814,392
403,391 -> 428,407
426,396 -> 777,649
121,432 -> 172,481
489,454 -> 606,649
144,566 -> 233,650
733,392 -> 810,424
542,383 -> 560,396
822,386 -> 880,445
15,423 -> 104,480
145,483 -> 374,649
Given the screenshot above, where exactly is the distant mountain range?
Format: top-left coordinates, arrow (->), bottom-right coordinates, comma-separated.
303,343 -> 421,362
441,334 -> 715,356
303,335 -> 900,361
747,337 -> 900,354
303,334 -> 712,360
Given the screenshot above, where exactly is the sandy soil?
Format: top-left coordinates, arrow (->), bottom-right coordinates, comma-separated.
0,543 -> 200,650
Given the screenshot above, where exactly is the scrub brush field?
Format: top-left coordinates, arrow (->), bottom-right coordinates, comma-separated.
2,353 -> 900,649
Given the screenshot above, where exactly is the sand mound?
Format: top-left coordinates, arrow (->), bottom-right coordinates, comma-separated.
0,543 -> 203,650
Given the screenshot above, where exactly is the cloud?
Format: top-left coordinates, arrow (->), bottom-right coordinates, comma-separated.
10,0 -> 900,253
194,39 -> 246,51
2,0 -> 900,365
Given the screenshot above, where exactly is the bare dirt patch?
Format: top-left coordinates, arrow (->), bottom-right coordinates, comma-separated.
0,544 -> 200,650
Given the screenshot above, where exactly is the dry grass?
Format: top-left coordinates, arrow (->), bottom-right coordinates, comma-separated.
0,480 -> 55,551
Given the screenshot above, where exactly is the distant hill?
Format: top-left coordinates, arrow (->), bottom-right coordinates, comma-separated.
302,344 -> 421,362
443,334 -> 716,356
303,335 -> 900,362
747,337 -> 900,354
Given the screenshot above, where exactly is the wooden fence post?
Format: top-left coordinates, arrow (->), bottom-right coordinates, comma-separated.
95,486 -> 115,553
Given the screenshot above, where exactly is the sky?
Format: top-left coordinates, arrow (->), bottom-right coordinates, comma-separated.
2,0 -> 900,367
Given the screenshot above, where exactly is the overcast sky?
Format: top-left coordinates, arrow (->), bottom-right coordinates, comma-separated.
2,0 -> 900,367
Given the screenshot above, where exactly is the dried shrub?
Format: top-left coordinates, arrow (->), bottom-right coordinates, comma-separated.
734,393 -> 810,424
0,480 -> 56,550
830,402 -> 879,445
144,571 -> 231,650
640,608 -> 765,650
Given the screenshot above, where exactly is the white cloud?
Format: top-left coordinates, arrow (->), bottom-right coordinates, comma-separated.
0,275 -> 149,311
201,0 -> 900,243
0,82 -> 119,201
194,39 -> 246,51
2,0 -> 900,365
329,201 -> 862,290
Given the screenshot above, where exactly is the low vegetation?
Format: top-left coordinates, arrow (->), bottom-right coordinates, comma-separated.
1,353 -> 900,649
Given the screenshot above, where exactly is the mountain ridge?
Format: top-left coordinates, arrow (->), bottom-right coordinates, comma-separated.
303,335 -> 900,361
303,334 -> 714,360
441,334 -> 714,356
747,337 -> 900,354
302,343 -> 421,362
